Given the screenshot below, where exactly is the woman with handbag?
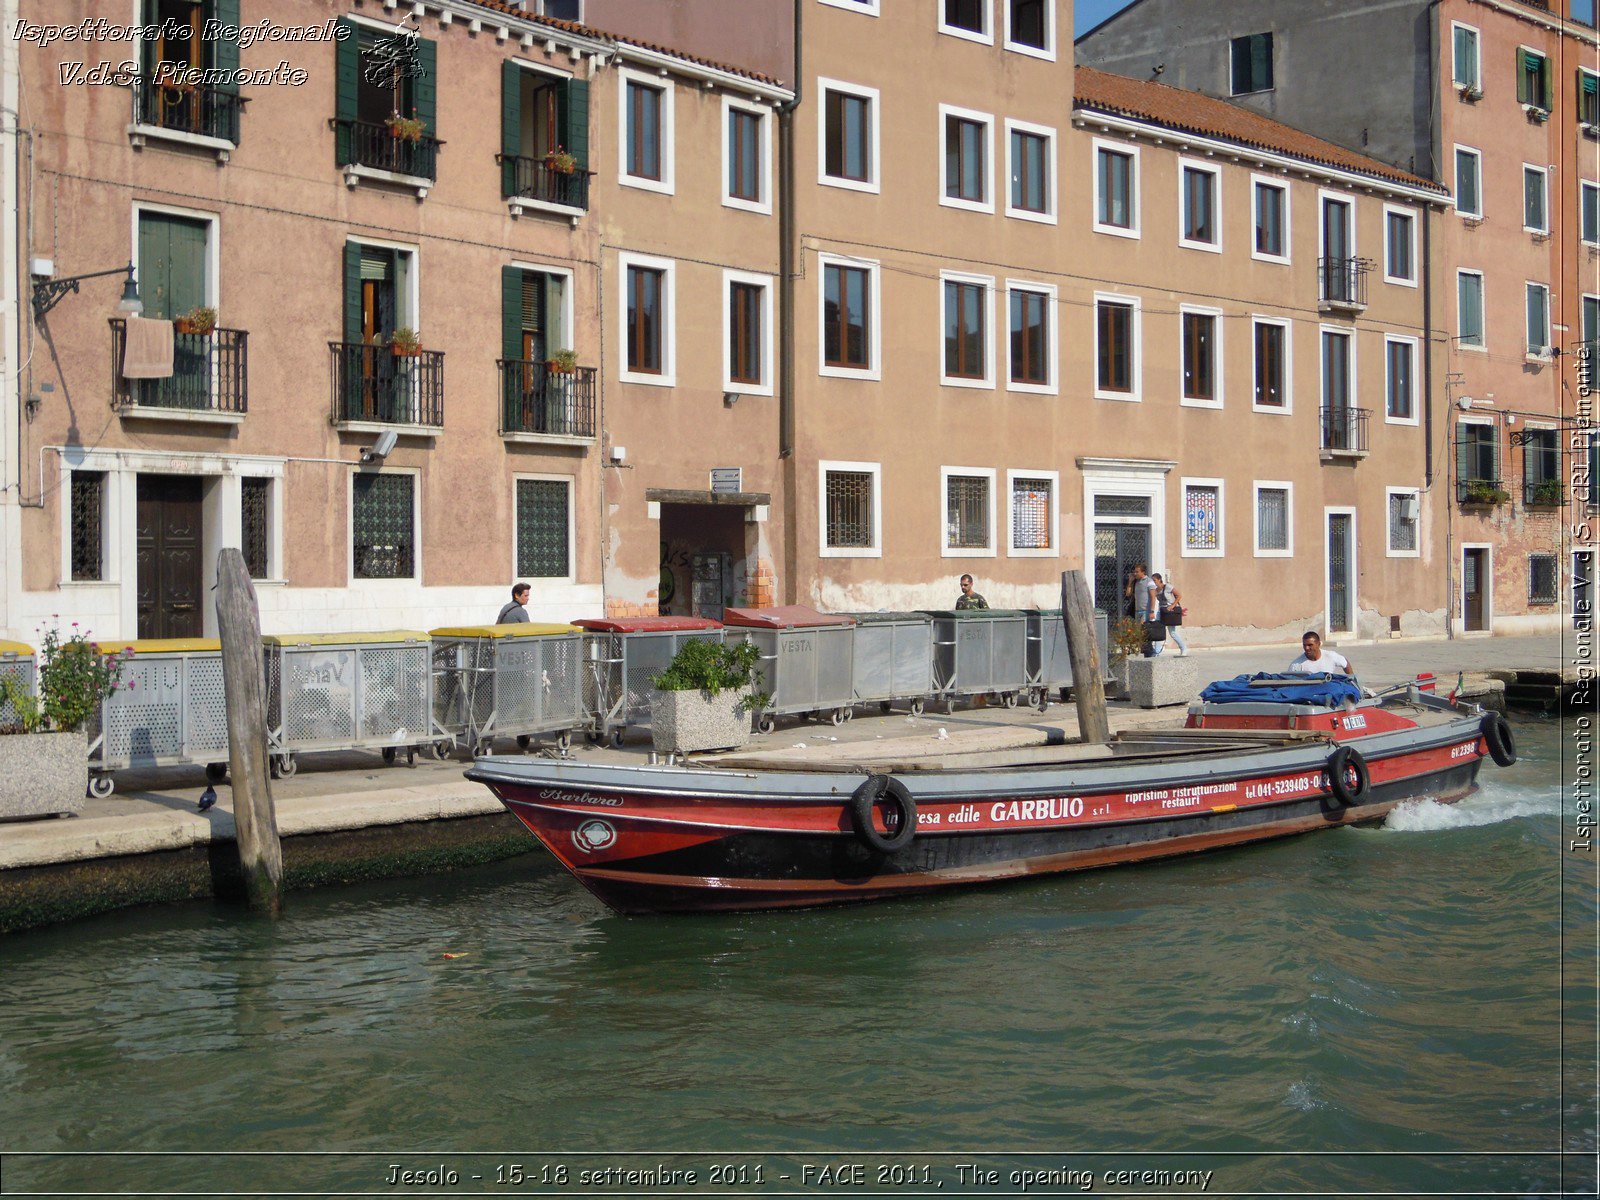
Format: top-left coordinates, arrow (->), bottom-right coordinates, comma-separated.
1152,573 -> 1187,657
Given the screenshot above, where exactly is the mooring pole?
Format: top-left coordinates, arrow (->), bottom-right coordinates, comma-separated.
1061,570 -> 1111,745
215,547 -> 282,914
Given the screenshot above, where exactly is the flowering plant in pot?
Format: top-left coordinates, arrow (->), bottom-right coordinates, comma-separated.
545,349 -> 579,375
173,306 -> 216,336
388,327 -> 423,357
387,115 -> 425,142
542,145 -> 577,174
649,639 -> 769,754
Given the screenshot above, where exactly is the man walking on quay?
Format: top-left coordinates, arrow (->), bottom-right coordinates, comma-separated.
955,574 -> 989,610
497,583 -> 532,624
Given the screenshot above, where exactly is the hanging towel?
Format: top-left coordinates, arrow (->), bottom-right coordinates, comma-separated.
121,316 -> 174,379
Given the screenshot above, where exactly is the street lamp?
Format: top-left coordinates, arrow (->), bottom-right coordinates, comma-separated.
31,261 -> 142,320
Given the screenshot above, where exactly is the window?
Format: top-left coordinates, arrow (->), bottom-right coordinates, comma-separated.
1386,338 -> 1416,422
1253,318 -> 1289,411
1254,483 -> 1291,557
820,80 -> 877,190
69,470 -> 106,582
1180,309 -> 1220,407
944,471 -> 994,553
1006,122 -> 1053,220
1524,166 -> 1548,233
725,100 -> 767,211
1586,294 -> 1600,360
1182,480 -> 1223,557
539,0 -> 583,18
1455,147 -> 1482,218
820,463 -> 880,556
725,273 -> 772,393
515,477 -> 571,579
624,78 -> 665,183
1584,181 -> 1599,245
1008,285 -> 1052,390
1527,283 -> 1551,355
1530,555 -> 1558,605
822,257 -> 875,374
1517,47 -> 1551,111
1524,428 -> 1561,506
1253,178 -> 1288,261
1095,296 -> 1138,399
335,19 -> 437,178
820,0 -> 879,11
1582,69 -> 1600,127
1006,0 -> 1052,56
1457,420 -> 1499,493
242,477 -> 272,580
500,66 -> 589,204
1452,24 -> 1480,89
1458,271 -> 1485,349
1387,489 -> 1419,556
1321,329 -> 1352,410
1230,32 -> 1273,95
942,107 -> 993,211
942,274 -> 991,385
1180,162 -> 1219,249
941,0 -> 989,39
351,472 -> 415,580
620,252 -> 675,385
1009,472 -> 1056,553
1385,208 -> 1416,284
1094,142 -> 1137,235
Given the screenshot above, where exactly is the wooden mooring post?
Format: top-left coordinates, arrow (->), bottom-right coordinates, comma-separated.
215,547 -> 282,914
1060,570 -> 1111,745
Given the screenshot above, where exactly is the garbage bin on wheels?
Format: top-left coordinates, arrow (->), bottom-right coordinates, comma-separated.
430,624 -> 584,756
722,606 -> 856,733
1024,608 -> 1112,710
920,609 -> 1029,713
842,612 -> 933,716
0,641 -> 35,730
85,639 -> 230,797
572,617 -> 723,747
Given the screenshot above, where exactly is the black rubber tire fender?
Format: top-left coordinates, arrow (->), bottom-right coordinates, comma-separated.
1482,712 -> 1517,767
1326,745 -> 1370,807
849,774 -> 918,854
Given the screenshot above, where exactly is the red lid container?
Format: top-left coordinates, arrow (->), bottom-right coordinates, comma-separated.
721,605 -> 855,629
571,616 -> 723,633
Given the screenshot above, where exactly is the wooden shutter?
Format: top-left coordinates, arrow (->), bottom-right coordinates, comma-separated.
335,18 -> 359,163
211,0 -> 240,93
413,37 -> 437,132
501,61 -> 521,196
343,242 -> 362,345
561,78 -> 589,169
1516,49 -> 1529,103
501,266 -> 523,363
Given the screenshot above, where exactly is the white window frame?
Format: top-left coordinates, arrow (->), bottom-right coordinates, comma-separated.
1385,486 -> 1421,560
938,0 -> 993,45
1523,163 -> 1549,235
59,464 -> 116,588
238,474 -> 285,584
940,466 -> 997,558
722,268 -> 775,397
1252,481 -> 1294,559
1383,204 -> 1418,287
1178,158 -> 1223,253
721,94 -> 773,215
1519,43 -> 1550,114
938,104 -> 995,214
617,65 -> 675,196
1454,145 -> 1483,219
819,0 -> 880,14
1180,477 -> 1226,560
1003,117 -> 1057,224
818,459 -> 882,559
617,250 -> 676,387
1451,21 -> 1480,89
1092,137 -> 1140,239
1250,173 -> 1291,265
132,201 -> 221,314
939,269 -> 996,389
817,251 -> 882,381
1459,542 -> 1493,635
1384,334 -> 1420,427
1582,180 -> 1600,246
511,472 -> 576,584
1526,281 -> 1552,357
1002,0 -> 1056,60
1324,506 -> 1360,640
1456,268 -> 1486,353
1317,186 -> 1356,266
1178,303 -> 1224,410
1005,468 -> 1060,557
1319,324 -> 1358,412
509,257 -> 576,359
817,77 -> 880,194
1003,278 -> 1058,396
1250,315 -> 1294,416
1093,291 -> 1142,403
347,466 -> 422,587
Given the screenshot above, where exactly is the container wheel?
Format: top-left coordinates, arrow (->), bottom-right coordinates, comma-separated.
272,754 -> 297,780
842,706 -> 854,722
585,730 -> 604,745
909,698 -> 925,717
87,773 -> 115,799
1003,691 -> 1020,708
757,715 -> 776,735
516,735 -> 532,751
830,708 -> 846,726
476,739 -> 494,758
381,747 -> 397,765
879,701 -> 892,714
205,762 -> 229,784
945,697 -> 957,715
608,727 -> 625,749
1059,687 -> 1072,704
1029,688 -> 1046,711
556,731 -> 572,751
428,739 -> 453,761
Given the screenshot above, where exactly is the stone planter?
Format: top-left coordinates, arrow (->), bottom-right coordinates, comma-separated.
0,729 -> 86,819
1108,659 -> 1132,699
1125,656 -> 1199,709
651,689 -> 752,755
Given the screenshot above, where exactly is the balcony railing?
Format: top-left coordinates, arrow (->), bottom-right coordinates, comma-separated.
1458,478 -> 1509,505
334,118 -> 441,180
329,342 -> 444,428
499,361 -> 596,438
1524,477 -> 1566,507
499,155 -> 593,211
1320,406 -> 1370,454
1318,256 -> 1370,311
132,76 -> 246,144
110,318 -> 248,416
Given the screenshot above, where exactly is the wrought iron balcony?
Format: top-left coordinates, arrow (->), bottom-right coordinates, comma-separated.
1458,478 -> 1509,505
1320,406 -> 1370,455
334,118 -> 441,180
1318,256 -> 1370,312
499,360 -> 596,438
1524,477 -> 1566,507
131,75 -> 246,144
329,342 -> 444,428
499,155 -> 593,211
110,318 -> 248,417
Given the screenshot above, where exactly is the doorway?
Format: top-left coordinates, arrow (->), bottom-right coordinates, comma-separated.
1462,546 -> 1491,633
1325,511 -> 1356,636
1093,524 -> 1150,619
136,475 -> 203,639
659,503 -> 753,619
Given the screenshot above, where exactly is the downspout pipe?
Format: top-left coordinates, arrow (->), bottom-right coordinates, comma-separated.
777,0 -> 801,604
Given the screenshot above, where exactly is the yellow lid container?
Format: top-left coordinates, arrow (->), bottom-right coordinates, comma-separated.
94,638 -> 222,656
261,631 -> 431,647
429,623 -> 580,639
0,640 -> 33,658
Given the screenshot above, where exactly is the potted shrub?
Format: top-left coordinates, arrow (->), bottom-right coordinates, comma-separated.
649,638 -> 768,755
173,306 -> 216,336
388,327 -> 423,357
1107,617 -> 1148,698
386,115 -> 425,142
542,145 -> 577,174
1462,480 -> 1511,506
0,623 -> 129,819
545,349 -> 578,375
1530,479 -> 1565,507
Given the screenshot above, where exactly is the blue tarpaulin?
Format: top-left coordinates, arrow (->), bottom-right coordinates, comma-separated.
1200,672 -> 1363,708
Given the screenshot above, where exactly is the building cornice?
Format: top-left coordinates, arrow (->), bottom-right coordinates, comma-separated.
613,43 -> 793,103
1468,0 -> 1600,47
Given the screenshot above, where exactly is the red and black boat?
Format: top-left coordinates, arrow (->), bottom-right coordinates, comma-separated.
466,676 -> 1517,915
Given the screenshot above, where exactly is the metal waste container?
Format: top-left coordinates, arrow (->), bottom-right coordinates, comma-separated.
264,631 -> 433,776
842,612 -> 932,716
921,609 -> 1029,712
573,616 -> 723,747
0,640 -> 35,730
86,639 -> 229,797
430,624 -> 584,755
723,606 -> 856,733
1025,608 -> 1112,707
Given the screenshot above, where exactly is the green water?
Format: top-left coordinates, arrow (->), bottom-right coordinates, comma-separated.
1,717 -> 1593,1197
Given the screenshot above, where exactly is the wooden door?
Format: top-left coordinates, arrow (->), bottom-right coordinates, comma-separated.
1463,549 -> 1488,632
136,476 -> 204,640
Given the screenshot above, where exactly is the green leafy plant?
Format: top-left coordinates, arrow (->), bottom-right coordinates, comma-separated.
0,623 -> 129,735
652,638 -> 770,714
1110,617 -> 1148,666
546,348 -> 579,374
173,306 -> 216,336
1530,479 -> 1565,506
388,326 -> 423,356
542,145 -> 577,173
386,115 -> 425,142
1462,480 -> 1510,506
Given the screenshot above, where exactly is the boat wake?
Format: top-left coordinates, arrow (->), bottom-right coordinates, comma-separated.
1382,786 -> 1559,832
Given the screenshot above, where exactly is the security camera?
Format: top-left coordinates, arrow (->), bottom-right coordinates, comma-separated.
361,430 -> 398,463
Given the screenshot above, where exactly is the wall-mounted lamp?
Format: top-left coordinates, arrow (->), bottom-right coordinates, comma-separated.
360,430 -> 398,463
723,391 -> 739,407
31,261 -> 141,321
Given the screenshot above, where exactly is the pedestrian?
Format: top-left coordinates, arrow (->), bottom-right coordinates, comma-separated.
954,574 -> 990,610
496,582 -> 532,624
1125,563 -> 1152,622
1152,573 -> 1187,656
1287,630 -> 1353,676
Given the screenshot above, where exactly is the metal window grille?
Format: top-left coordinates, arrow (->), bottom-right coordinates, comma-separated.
351,473 -> 415,579
824,470 -> 874,549
1257,488 -> 1289,552
1388,492 -> 1418,552
1094,495 -> 1149,517
70,471 -> 105,582
242,477 -> 271,579
1012,477 -> 1052,550
946,475 -> 990,550
1529,554 -> 1557,604
516,478 -> 570,577
1185,485 -> 1220,552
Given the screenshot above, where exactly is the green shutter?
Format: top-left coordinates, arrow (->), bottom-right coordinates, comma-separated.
335,17 -> 359,164
343,242 -> 362,345
210,0 -> 240,93
413,37 -> 437,133
561,78 -> 589,170
502,266 -> 524,363
1516,48 -> 1529,104
502,61 -> 522,196
1456,425 -> 1471,487
1542,58 -> 1554,110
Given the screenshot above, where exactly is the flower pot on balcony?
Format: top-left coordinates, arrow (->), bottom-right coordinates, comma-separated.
0,730 -> 86,820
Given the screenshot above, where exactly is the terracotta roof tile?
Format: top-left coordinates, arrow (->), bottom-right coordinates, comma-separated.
1074,66 -> 1445,194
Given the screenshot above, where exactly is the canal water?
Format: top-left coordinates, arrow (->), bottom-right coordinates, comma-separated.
1,716 -> 1592,1197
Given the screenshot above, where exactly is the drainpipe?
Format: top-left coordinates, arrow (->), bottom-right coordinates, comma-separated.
777,0 -> 801,603
1423,205 -> 1433,491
